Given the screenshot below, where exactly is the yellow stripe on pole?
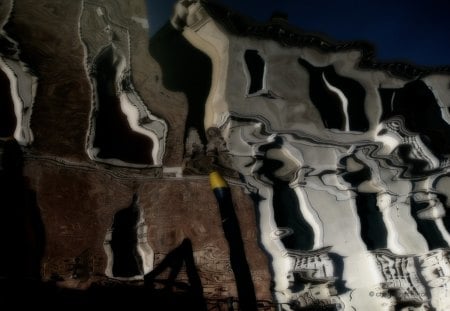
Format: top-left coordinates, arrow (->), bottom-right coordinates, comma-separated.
209,170 -> 228,190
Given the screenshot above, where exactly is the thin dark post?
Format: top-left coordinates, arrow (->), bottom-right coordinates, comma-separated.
209,171 -> 257,311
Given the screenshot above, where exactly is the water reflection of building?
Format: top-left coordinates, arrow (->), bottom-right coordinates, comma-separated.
418,249 -> 450,310
287,247 -> 340,309
373,250 -> 428,307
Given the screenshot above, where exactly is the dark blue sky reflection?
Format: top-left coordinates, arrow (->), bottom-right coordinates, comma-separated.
146,0 -> 450,67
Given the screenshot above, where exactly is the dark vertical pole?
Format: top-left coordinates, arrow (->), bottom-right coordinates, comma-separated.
209,171 -> 257,311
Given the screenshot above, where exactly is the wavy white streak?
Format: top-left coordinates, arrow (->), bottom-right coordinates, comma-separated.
322,72 -> 349,131
136,208 -> 154,274
0,57 -> 35,144
119,93 -> 161,165
435,219 -> 450,246
245,176 -> 294,306
292,186 -> 324,249
114,44 -> 165,165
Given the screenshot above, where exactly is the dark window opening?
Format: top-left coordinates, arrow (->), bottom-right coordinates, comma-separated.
298,58 -> 369,131
244,50 -> 265,95
410,198 -> 448,250
0,68 -> 16,137
379,80 -> 450,157
437,193 -> 450,234
298,58 -> 343,130
340,155 -> 388,250
257,140 -> 315,251
355,193 -> 388,250
92,46 -> 154,164
322,66 -> 368,131
110,196 -> 143,277
396,144 -> 430,176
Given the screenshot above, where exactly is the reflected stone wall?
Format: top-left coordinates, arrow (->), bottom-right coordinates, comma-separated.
0,0 -> 272,305
2,0 -> 450,309
175,0 -> 450,310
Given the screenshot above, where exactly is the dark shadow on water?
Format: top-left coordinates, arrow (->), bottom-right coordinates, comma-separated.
0,139 -> 45,281
328,253 -> 348,295
144,238 -> 206,311
149,22 -> 212,144
0,280 -> 203,309
110,194 -> 143,277
0,239 -> 207,309
212,185 -> 258,311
